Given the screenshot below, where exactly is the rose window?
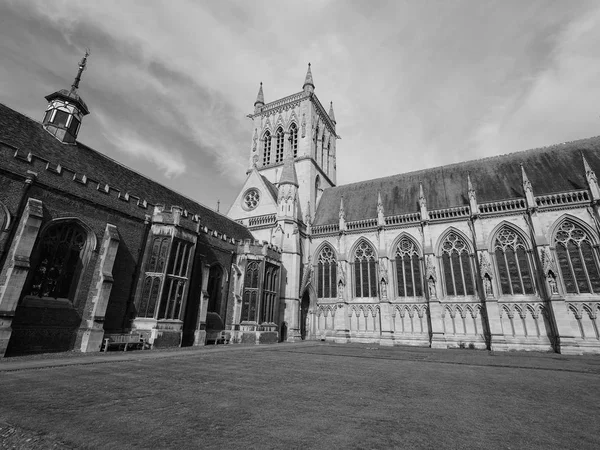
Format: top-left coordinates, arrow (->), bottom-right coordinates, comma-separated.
243,189 -> 260,210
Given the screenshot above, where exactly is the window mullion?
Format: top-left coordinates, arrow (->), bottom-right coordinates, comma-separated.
579,244 -> 593,293
459,252 -> 467,296
514,247 -> 525,294
565,246 -> 579,294
503,251 -> 513,295
449,253 -> 456,296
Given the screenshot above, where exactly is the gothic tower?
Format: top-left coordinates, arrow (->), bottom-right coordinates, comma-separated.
227,64 -> 339,341
42,50 -> 90,144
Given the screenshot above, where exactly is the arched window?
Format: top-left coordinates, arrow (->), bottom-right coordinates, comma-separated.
554,220 -> 600,294
241,261 -> 260,322
317,245 -> 337,298
275,127 -> 285,163
207,265 -> 223,314
441,232 -> 475,296
262,131 -> 271,165
157,238 -> 193,320
27,221 -> 87,299
394,237 -> 423,297
260,264 -> 279,323
493,227 -> 535,295
325,141 -> 331,175
290,123 -> 298,158
353,240 -> 377,298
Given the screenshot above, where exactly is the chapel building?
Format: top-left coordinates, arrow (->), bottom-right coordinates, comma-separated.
229,64 -> 600,354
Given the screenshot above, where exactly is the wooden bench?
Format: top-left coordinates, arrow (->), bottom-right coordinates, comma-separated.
102,333 -> 147,352
205,330 -> 230,345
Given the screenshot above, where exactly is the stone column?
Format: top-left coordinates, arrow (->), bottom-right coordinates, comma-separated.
0,198 -> 44,356
78,224 -> 120,352
193,263 -> 211,346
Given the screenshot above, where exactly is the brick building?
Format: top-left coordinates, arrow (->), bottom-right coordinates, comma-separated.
0,54 -> 282,357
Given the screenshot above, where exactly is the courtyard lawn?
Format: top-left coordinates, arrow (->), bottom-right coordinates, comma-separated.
1,343 -> 599,449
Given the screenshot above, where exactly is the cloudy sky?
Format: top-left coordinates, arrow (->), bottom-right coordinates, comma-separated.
1,0 -> 600,211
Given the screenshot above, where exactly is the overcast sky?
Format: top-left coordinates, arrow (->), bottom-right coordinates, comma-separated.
1,0 -> 600,211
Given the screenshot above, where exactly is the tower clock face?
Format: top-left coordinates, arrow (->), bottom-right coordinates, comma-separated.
242,188 -> 260,210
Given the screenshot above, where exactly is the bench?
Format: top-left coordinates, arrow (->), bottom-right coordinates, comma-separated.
102,333 -> 147,352
205,330 -> 230,345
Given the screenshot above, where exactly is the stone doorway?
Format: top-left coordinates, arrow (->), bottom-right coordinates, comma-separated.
300,292 -> 310,340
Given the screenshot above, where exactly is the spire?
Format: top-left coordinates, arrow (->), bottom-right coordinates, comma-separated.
254,82 -> 265,113
69,49 -> 90,96
303,63 -> 315,93
339,196 -> 346,231
328,101 -> 336,124
377,190 -> 385,227
278,144 -> 298,187
467,173 -> 478,217
582,153 -> 600,202
521,164 -> 536,210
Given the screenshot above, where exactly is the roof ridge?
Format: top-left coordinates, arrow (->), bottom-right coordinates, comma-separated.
328,135 -> 600,191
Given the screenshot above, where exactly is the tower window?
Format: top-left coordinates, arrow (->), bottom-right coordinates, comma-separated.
275,127 -> 284,163
52,110 -> 70,128
290,123 -> 298,157
555,220 -> 600,294
263,131 -> 271,165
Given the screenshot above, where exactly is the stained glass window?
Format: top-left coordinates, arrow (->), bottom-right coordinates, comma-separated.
353,240 -> 377,298
317,245 -> 337,298
440,232 -> 475,296
494,228 -> 535,295
395,237 -> 423,297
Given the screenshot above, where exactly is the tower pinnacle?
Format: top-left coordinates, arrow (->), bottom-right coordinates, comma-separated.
303,63 -> 315,93
254,82 -> 265,109
328,101 -> 336,124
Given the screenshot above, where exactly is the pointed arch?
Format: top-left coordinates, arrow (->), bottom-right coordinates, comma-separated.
350,238 -> 378,298
487,221 -> 533,252
436,228 -> 476,297
391,233 -> 424,298
262,129 -> 272,166
490,222 -> 536,296
550,215 -> 600,294
289,122 -> 299,158
548,213 -> 599,246
315,242 -> 337,299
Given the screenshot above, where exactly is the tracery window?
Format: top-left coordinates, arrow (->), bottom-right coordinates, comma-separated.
317,245 -> 337,298
260,264 -> 279,323
554,220 -> 600,294
394,237 -> 423,297
241,261 -> 260,322
290,123 -> 298,158
157,238 -> 193,320
494,228 -> 535,295
27,222 -> 87,299
275,127 -> 285,163
353,240 -> 377,298
441,232 -> 475,296
262,131 -> 272,165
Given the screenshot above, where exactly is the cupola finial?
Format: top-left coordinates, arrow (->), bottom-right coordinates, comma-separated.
69,48 -> 90,96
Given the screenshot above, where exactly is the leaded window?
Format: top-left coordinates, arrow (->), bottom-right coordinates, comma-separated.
263,131 -> 271,165
207,265 -> 223,314
394,237 -> 423,297
353,241 -> 377,298
555,220 -> 600,294
27,222 -> 87,299
158,238 -> 193,320
241,261 -> 260,322
441,232 -> 475,296
317,245 -> 337,298
290,123 -> 298,157
260,264 -> 279,323
275,127 -> 285,163
137,236 -> 170,318
494,228 -> 535,295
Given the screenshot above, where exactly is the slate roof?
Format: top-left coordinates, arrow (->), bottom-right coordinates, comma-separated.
314,137 -> 600,225
0,103 -> 253,240
261,175 -> 279,200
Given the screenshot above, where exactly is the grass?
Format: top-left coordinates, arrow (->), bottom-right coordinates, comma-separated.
1,343 -> 599,449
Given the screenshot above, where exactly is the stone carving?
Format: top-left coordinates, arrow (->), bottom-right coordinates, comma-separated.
425,255 -> 437,299
252,128 -> 257,152
337,261 -> 346,300
379,264 -> 389,299
483,275 -> 492,298
428,278 -> 436,298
